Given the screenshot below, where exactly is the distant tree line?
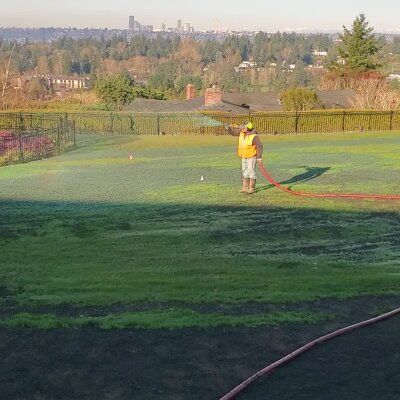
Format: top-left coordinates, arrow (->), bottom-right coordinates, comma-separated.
0,31 -> 348,95
1,14 -> 400,111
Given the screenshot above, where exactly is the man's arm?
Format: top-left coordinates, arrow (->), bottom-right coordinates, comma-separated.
252,135 -> 263,160
225,124 -> 243,136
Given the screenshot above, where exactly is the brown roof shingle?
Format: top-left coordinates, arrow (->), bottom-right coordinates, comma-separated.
123,89 -> 356,113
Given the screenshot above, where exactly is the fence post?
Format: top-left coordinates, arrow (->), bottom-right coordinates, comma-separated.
110,112 -> 114,133
17,114 -> 24,162
156,115 -> 160,135
294,112 -> 299,134
73,120 -> 76,146
389,110 -> 394,131
342,111 -> 346,132
129,115 -> 135,134
57,118 -> 61,155
65,112 -> 68,133
18,112 -> 24,131
18,131 -> 23,161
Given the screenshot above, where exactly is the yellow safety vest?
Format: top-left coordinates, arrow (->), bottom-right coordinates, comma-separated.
237,130 -> 257,158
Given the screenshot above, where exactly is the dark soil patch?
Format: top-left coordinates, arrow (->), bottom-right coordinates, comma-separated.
0,296 -> 399,400
0,295 -> 397,319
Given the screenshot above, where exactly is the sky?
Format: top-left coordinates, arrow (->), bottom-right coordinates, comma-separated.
1,0 -> 400,33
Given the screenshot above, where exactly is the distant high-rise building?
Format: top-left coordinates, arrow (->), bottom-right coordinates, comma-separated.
129,16 -> 135,30
177,19 -> 182,32
184,21 -> 190,32
161,23 -> 166,31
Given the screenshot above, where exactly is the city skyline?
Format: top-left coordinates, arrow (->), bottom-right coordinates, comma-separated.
1,0 -> 400,33
128,15 -> 194,33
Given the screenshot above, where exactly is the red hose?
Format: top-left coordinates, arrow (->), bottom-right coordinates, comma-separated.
219,161 -> 400,399
257,161 -> 400,200
219,307 -> 400,400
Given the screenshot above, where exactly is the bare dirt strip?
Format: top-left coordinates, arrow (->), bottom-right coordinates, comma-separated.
1,296 -> 399,400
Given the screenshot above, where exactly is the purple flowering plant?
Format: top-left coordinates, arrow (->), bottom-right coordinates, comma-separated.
0,130 -> 56,164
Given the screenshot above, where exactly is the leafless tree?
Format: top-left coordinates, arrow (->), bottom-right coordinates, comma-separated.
1,43 -> 16,110
350,79 -> 400,110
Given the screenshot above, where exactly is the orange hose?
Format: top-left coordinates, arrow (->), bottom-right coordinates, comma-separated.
257,160 -> 400,200
220,161 -> 400,399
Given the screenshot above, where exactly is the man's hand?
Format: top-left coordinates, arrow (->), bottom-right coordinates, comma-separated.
226,124 -> 241,136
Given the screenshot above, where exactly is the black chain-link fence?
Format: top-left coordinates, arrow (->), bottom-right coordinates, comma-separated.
60,110 -> 400,135
1,110 -> 399,155
0,113 -> 76,166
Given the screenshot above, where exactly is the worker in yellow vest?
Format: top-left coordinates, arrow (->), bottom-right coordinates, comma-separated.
226,122 -> 263,194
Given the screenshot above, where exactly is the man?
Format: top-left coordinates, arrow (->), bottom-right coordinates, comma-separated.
226,122 -> 263,194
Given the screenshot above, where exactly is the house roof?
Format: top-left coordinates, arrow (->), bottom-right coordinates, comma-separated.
317,89 -> 356,109
123,98 -> 181,112
123,89 -> 357,113
222,92 -> 282,111
124,97 -> 251,114
223,89 -> 356,111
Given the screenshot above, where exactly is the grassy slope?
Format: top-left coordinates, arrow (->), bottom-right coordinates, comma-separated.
1,132 -> 400,328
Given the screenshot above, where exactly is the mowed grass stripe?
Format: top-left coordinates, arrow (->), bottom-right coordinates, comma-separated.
0,310 -> 333,330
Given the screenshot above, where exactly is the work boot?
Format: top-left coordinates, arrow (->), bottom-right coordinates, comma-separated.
240,178 -> 250,193
247,179 -> 256,194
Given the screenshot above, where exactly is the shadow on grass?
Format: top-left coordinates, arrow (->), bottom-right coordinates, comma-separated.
1,197 -> 399,266
255,166 -> 330,193
1,199 -> 400,400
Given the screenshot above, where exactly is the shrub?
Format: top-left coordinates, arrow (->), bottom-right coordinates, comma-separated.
280,88 -> 319,111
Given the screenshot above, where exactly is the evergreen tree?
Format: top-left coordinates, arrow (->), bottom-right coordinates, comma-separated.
292,61 -> 312,87
336,14 -> 381,72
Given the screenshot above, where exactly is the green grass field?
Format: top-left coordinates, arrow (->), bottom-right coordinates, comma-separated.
1,132 -> 400,329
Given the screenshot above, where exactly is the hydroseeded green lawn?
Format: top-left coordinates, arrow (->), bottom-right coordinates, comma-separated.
1,132 -> 400,329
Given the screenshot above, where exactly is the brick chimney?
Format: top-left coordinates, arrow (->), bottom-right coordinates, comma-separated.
204,85 -> 222,107
186,84 -> 196,100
